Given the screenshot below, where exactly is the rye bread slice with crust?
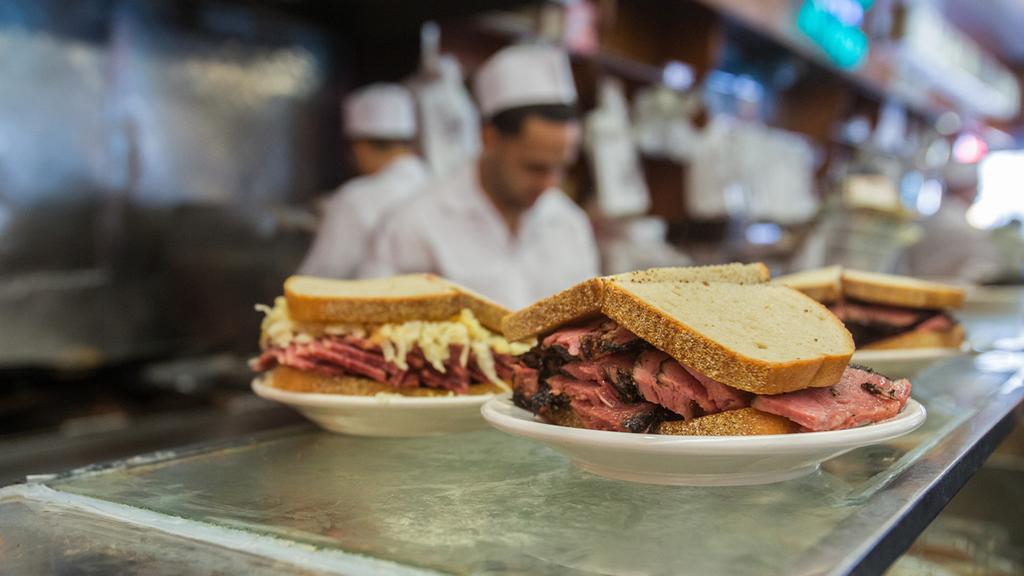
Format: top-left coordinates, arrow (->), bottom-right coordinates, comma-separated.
267,366 -> 505,396
861,324 -> 966,350
502,263 -> 770,343
776,267 -> 965,310
284,274 -> 509,332
657,407 -> 799,436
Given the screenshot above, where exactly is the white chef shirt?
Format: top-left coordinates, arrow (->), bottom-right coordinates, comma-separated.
299,156 -> 429,278
362,161 -> 600,309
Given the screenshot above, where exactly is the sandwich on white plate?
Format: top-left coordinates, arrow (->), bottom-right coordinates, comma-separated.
250,274 -> 532,435
775,266 -> 966,351
499,263 -> 915,436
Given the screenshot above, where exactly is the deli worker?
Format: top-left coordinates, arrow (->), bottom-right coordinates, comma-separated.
299,83 -> 429,278
362,44 -> 599,308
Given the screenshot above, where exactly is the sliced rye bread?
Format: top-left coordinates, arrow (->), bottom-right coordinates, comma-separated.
268,366 -> 505,396
284,274 -> 509,332
861,324 -> 966,351
610,262 -> 770,284
602,282 -> 853,394
501,263 -> 770,343
841,270 -> 965,310
776,267 -> 965,310
774,265 -> 842,303
503,267 -> 854,395
657,408 -> 799,435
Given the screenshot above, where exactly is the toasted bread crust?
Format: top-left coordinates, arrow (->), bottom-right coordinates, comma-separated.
610,263 -> 770,284
601,282 -> 852,395
657,408 -> 798,436
841,270 -> 965,310
778,267 -> 965,310
861,324 -> 966,351
538,406 -> 587,429
284,274 -> 509,332
268,366 -> 506,396
501,264 -> 771,341
500,279 -> 605,342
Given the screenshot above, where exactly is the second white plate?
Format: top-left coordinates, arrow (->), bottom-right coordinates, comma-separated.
253,377 -> 497,437
481,394 -> 926,486
851,347 -> 966,379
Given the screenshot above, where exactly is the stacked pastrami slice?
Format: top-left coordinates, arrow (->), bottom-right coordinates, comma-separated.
828,300 -> 956,348
255,336 -> 515,394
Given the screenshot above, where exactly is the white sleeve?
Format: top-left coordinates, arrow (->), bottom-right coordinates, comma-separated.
297,193 -> 366,278
358,207 -> 437,278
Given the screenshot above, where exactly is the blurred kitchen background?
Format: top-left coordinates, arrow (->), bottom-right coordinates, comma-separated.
2,2 -> 1024,566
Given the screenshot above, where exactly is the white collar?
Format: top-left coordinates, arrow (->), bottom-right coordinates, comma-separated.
437,159 -> 562,224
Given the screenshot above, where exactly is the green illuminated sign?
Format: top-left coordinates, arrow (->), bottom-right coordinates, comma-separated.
797,0 -> 872,69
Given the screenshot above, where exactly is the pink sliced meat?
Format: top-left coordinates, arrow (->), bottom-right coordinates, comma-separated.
541,318 -> 642,360
546,375 -> 660,432
251,349 -> 279,372
419,369 -> 449,390
512,364 -> 540,397
751,366 -> 911,431
255,337 -> 502,392
829,301 -> 928,328
680,365 -> 751,411
633,350 -> 700,419
593,323 -> 642,351
467,358 -> 489,385
389,370 -> 421,388
322,340 -> 392,372
302,345 -> 389,382
541,323 -> 598,356
493,354 -> 517,382
560,353 -> 633,383
915,314 -> 954,332
519,316 -> 915,435
561,361 -> 603,382
305,345 -> 389,381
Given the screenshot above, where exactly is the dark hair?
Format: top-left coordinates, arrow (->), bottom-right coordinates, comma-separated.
488,103 -> 578,136
352,137 -> 415,150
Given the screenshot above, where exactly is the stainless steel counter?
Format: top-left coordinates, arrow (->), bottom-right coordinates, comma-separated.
0,292 -> 1021,575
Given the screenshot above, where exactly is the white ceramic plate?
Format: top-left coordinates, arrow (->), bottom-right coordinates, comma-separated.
851,347 -> 966,379
252,377 -> 497,437
481,395 -> 926,486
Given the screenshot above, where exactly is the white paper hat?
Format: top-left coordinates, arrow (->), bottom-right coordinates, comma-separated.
344,83 -> 417,139
473,44 -> 577,118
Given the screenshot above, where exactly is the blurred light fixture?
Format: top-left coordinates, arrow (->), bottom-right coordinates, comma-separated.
733,75 -> 764,103
967,150 -> 1024,229
952,132 -> 988,164
745,222 -> 783,245
818,0 -> 866,26
839,114 -> 872,144
796,0 -> 871,69
916,178 -> 943,216
662,60 -> 694,91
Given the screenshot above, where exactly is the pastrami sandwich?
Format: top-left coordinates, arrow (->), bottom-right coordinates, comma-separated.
776,266 -> 965,350
252,275 -> 532,396
502,264 -> 913,435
